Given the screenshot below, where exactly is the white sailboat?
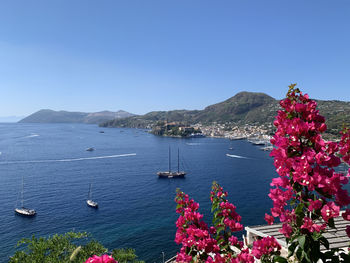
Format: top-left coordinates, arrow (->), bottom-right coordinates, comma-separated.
15,176 -> 36,216
86,183 -> 98,208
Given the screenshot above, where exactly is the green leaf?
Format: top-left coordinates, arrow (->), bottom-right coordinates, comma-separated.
298,235 -> 306,249
295,203 -> 304,215
295,247 -> 302,260
288,241 -> 298,257
328,218 -> 335,228
216,226 -> 225,234
69,246 -> 81,261
319,236 -> 329,250
273,255 -> 288,263
340,253 -> 350,262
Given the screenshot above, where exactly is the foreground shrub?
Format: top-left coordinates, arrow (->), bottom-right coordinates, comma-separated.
10,232 -> 143,263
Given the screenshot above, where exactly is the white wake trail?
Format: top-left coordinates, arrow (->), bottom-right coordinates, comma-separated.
24,134 -> 40,138
226,153 -> 250,159
0,153 -> 137,165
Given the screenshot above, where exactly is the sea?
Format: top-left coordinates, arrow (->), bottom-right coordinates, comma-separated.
0,123 -> 278,263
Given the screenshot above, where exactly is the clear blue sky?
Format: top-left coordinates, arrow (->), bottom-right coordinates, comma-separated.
0,0 -> 349,117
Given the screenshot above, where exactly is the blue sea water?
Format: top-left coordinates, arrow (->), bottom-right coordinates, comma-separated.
0,123 -> 277,263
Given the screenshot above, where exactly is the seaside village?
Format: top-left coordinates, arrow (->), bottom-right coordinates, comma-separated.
152,121 -> 274,150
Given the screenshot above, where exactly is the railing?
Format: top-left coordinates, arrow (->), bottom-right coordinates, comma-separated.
164,255 -> 176,263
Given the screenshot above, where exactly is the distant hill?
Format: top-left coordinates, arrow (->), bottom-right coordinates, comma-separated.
19,109 -> 135,124
192,92 -> 277,124
100,91 -> 350,135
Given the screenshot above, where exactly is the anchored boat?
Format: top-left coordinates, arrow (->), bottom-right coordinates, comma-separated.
157,147 -> 186,178
86,183 -> 98,208
15,176 -> 36,217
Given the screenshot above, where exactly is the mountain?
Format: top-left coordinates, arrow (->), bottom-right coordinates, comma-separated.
19,109 -> 135,124
100,91 -> 350,135
100,92 -> 279,127
192,92 -> 277,123
84,110 -> 135,123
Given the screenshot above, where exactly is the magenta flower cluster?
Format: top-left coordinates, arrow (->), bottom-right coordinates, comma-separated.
84,255 -> 117,263
175,182 -> 281,262
267,85 -> 350,240
251,236 -> 281,259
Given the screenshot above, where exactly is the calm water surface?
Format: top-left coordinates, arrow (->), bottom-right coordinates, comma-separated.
0,123 -> 277,262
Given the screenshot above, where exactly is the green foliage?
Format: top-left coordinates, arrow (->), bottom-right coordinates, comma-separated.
112,248 -> 144,263
9,232 -> 142,263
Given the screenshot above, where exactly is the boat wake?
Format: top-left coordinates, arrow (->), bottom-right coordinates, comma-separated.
186,143 -> 201,146
24,134 -> 40,138
226,153 -> 250,159
0,153 -> 137,165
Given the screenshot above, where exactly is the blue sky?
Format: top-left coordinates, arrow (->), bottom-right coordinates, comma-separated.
0,0 -> 349,117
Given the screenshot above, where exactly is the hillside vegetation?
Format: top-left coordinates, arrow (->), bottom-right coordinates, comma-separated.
100,91 -> 350,136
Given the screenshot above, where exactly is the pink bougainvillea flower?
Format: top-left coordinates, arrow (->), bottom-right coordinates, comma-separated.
321,202 -> 340,222
308,199 -> 322,212
265,213 -> 274,225
252,236 -> 281,259
301,217 -> 326,233
342,209 -> 350,221
232,248 -> 255,263
85,254 -> 117,263
279,223 -> 293,238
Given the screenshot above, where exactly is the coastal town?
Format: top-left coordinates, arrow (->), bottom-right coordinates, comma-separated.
151,121 -> 274,143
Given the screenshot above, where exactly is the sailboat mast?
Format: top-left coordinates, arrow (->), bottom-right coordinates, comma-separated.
168,146 -> 171,172
88,183 -> 92,199
21,176 -> 24,208
178,148 -> 179,173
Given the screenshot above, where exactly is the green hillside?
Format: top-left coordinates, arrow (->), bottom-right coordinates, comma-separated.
100,91 -> 350,136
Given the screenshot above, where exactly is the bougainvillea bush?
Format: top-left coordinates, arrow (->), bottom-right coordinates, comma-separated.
175,85 -> 350,263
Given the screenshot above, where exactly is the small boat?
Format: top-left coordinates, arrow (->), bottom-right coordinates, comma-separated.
99,131 -> 105,133
87,199 -> 98,208
252,141 -> 266,146
86,147 -> 94,151
229,136 -> 246,140
15,177 -> 36,217
15,207 -> 36,216
260,145 -> 273,151
86,183 -> 98,208
189,133 -> 205,138
248,139 -> 266,145
228,140 -> 234,150
157,147 -> 186,178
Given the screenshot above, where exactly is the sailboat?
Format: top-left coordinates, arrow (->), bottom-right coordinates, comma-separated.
228,140 -> 234,150
86,183 -> 98,208
157,147 -> 186,178
15,176 -> 36,216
